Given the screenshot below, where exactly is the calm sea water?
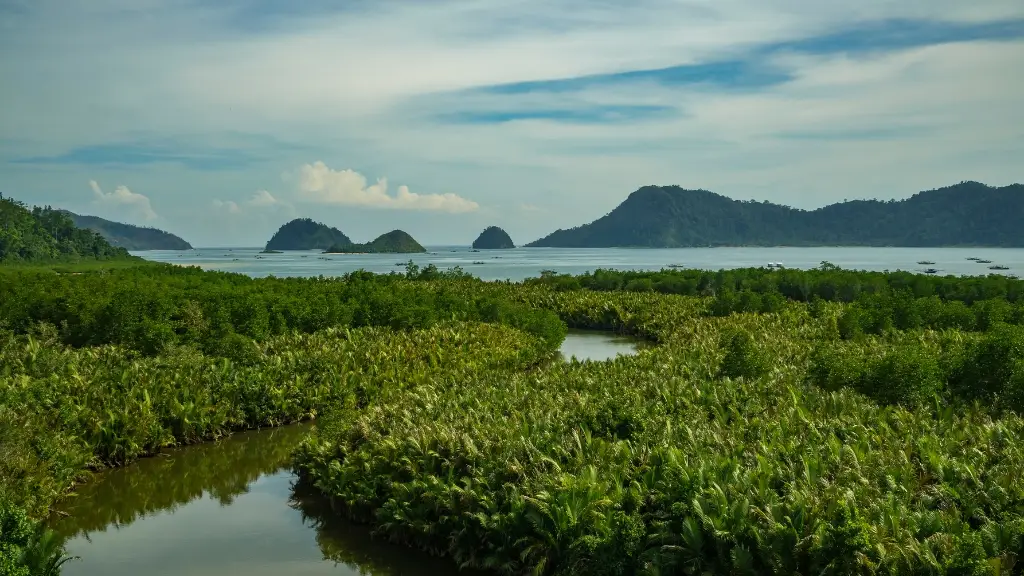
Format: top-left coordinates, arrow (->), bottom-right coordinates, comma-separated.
50,333 -> 640,576
134,246 -> 1024,281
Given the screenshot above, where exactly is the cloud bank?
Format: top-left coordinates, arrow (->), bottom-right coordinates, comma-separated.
89,180 -> 158,221
294,161 -> 479,213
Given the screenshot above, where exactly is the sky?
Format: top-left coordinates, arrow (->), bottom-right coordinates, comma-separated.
1,0 -> 1022,247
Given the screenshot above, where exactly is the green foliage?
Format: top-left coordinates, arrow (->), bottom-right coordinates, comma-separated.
264,218 -> 351,251
0,266 -> 566,355
12,262 -> 1024,575
324,229 -> 426,254
526,181 -> 1024,247
472,226 -> 515,249
718,328 -> 768,379
0,196 -> 132,262
0,501 -> 74,576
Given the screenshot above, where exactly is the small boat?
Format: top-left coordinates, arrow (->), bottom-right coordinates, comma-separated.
472,261 -> 485,265
666,264 -> 685,268
967,257 -> 981,261
917,260 -> 935,265
923,268 -> 940,274
977,259 -> 993,264
766,262 -> 784,269
989,265 -> 1010,270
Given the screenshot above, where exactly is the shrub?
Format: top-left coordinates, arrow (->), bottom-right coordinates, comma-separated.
718,329 -> 768,380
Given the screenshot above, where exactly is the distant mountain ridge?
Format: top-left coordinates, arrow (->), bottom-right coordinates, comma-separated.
527,182 -> 1024,248
63,211 -> 192,250
265,218 -> 351,250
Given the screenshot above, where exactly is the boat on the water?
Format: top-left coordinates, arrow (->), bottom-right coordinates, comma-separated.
990,265 -> 1010,270
977,259 -> 993,264
924,268 -> 940,274
767,262 -> 784,269
917,260 -> 936,265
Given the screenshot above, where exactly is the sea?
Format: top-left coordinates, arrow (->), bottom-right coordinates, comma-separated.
133,246 -> 1024,281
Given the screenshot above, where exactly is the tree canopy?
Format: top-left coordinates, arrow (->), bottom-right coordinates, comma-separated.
265,218 -> 351,251
0,195 -> 133,262
472,226 -> 515,249
325,230 -> 426,254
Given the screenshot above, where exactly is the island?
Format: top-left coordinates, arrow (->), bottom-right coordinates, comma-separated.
526,181 -> 1024,248
471,226 -> 515,249
1,195 -> 134,262
63,211 -> 192,250
265,218 -> 351,251
323,230 -> 426,254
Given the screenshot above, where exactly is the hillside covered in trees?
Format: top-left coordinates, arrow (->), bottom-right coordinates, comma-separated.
324,230 -> 426,254
472,226 -> 515,249
265,218 -> 351,250
0,195 -> 133,262
64,211 -> 192,250
527,181 -> 1024,248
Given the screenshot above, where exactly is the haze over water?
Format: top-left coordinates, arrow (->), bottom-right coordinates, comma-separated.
136,246 -> 1024,281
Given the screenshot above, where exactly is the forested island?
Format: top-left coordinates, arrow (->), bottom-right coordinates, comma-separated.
64,211 -> 192,250
472,226 -> 515,249
528,181 -> 1024,247
324,230 -> 426,254
0,195 -> 134,261
265,218 -> 351,251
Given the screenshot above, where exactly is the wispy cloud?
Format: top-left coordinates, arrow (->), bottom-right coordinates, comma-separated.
439,104 -> 676,125
294,161 -> 479,213
89,180 -> 158,221
14,140 -> 263,170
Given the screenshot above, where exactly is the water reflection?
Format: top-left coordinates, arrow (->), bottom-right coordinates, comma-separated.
51,424 -> 467,576
557,329 -> 646,362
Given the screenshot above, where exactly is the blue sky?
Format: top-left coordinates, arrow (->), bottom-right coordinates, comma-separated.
1,0 -> 1022,246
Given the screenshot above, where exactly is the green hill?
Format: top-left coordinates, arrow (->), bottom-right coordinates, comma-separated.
472,226 -> 515,249
324,230 -> 426,254
0,194 -> 133,262
63,211 -> 192,250
265,218 -> 351,251
527,181 -> 1024,248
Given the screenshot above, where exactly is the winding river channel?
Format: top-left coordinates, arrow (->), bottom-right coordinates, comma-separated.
49,331 -> 643,575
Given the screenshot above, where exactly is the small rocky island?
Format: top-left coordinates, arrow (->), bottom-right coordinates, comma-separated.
265,218 -> 351,251
324,230 -> 427,254
472,226 -> 515,249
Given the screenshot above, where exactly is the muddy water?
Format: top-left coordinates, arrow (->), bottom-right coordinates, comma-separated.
50,425 -> 468,576
557,329 -> 646,362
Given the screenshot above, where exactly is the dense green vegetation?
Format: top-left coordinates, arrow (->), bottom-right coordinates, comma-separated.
325,230 -> 426,254
527,181 -> 1024,247
264,218 -> 351,251
62,211 -> 191,250
472,226 -> 515,249
0,196 -> 132,262
9,260 -> 1024,574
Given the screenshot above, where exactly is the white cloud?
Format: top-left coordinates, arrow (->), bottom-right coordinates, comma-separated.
248,189 -> 282,208
212,190 -> 291,215
211,199 -> 241,214
294,161 -> 479,213
89,180 -> 158,220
